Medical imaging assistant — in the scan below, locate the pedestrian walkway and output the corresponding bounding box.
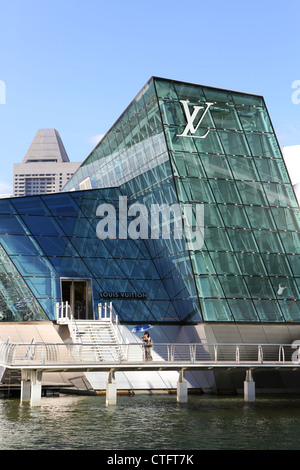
[0,340,299,406]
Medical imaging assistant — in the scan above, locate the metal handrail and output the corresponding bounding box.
[0,341,298,368]
[56,302,82,344]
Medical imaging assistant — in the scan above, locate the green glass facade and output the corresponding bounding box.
[0,77,299,324]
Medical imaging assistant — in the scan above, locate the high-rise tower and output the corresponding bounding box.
[13,128,81,196]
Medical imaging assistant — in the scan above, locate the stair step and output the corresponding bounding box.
[69,320,126,362]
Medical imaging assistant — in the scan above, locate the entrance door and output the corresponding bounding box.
[61,279,93,320]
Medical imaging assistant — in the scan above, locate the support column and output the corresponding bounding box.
[30,370,43,407]
[244,369,255,402]
[20,370,31,403]
[20,370,43,407]
[106,369,117,407]
[177,369,188,403]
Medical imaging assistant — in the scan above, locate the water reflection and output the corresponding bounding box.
[0,394,300,450]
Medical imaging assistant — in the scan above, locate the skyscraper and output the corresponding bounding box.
[13,128,81,196]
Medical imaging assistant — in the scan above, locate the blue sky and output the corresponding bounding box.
[0,0,300,194]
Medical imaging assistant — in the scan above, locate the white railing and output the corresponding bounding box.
[98,302,113,320]
[97,302,127,356]
[0,342,298,368]
[56,302,81,343]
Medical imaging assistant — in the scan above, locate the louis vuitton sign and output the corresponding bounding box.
[177,99,213,139]
[100,291,147,300]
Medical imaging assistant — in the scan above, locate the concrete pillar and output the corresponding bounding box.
[106,369,117,407]
[30,370,43,407]
[20,370,43,407]
[177,369,188,403]
[244,369,255,402]
[20,370,31,403]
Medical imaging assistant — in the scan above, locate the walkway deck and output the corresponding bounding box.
[0,341,299,406]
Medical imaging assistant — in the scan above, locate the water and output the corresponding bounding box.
[1,393,300,450]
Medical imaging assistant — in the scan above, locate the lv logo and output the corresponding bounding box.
[177,100,214,139]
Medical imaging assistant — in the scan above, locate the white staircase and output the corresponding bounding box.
[56,302,127,362]
[75,320,125,362]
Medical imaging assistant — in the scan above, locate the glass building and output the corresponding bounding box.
[0,77,299,328]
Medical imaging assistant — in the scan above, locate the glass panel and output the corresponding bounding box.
[0,234,43,256]
[263,183,298,207]
[203,203,224,227]
[69,237,111,258]
[236,252,267,275]
[25,276,59,299]
[164,126,197,153]
[245,276,275,299]
[170,152,206,178]
[159,99,189,127]
[220,275,249,297]
[209,180,242,204]
[133,279,169,300]
[253,230,283,253]
[228,299,259,321]
[154,78,179,99]
[37,236,80,257]
[201,154,233,179]
[0,199,17,214]
[191,251,216,275]
[246,132,281,158]
[210,103,242,130]
[218,204,250,228]
[203,87,234,104]
[176,178,213,203]
[193,129,224,154]
[237,106,272,132]
[174,82,207,102]
[253,300,284,322]
[232,93,264,106]
[49,257,92,278]
[245,206,276,230]
[200,299,234,321]
[236,181,268,205]
[10,255,58,277]
[209,251,241,275]
[228,155,259,181]
[204,228,232,251]
[218,130,251,155]
[276,231,300,254]
[271,207,300,231]
[21,215,65,236]
[269,277,300,300]
[12,196,51,215]
[254,157,290,183]
[195,275,224,297]
[116,259,160,279]
[261,253,292,276]
[280,298,300,322]
[145,299,179,322]
[227,229,259,252]
[42,193,84,217]
[0,215,29,235]
[163,275,197,299]
[288,255,300,275]
[57,217,93,237]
